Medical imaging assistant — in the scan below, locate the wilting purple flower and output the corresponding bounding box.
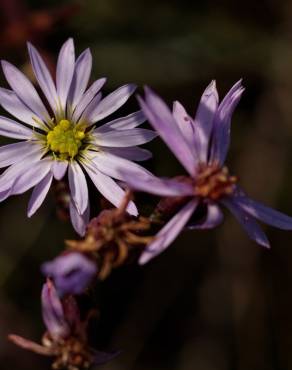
[0,38,156,235]
[9,280,119,368]
[122,81,292,264]
[42,252,97,296]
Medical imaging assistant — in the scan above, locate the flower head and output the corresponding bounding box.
[9,280,119,370]
[0,39,156,235]
[122,82,292,263]
[42,252,97,296]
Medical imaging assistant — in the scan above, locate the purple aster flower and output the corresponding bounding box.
[9,280,119,368]
[0,38,156,235]
[41,252,97,296]
[122,81,292,264]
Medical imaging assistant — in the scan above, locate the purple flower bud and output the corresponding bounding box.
[41,280,70,340]
[41,252,97,296]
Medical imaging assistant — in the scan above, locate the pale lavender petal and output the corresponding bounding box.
[68,162,88,215]
[1,60,49,121]
[41,252,97,296]
[52,160,68,180]
[139,199,198,264]
[0,141,41,168]
[120,170,194,197]
[95,110,146,133]
[103,147,152,161]
[222,197,270,248]
[85,84,137,124]
[140,87,197,176]
[11,159,52,195]
[69,200,89,236]
[68,49,92,110]
[0,188,12,202]
[172,101,196,149]
[82,162,138,216]
[78,92,102,123]
[27,42,58,113]
[233,192,292,230]
[0,88,45,129]
[188,203,224,229]
[72,78,106,122]
[41,280,69,340]
[193,80,219,162]
[91,151,153,181]
[209,80,244,165]
[56,38,75,112]
[0,153,42,192]
[0,116,34,139]
[27,172,53,217]
[93,128,157,147]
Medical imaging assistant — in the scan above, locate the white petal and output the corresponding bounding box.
[68,162,88,214]
[69,200,90,236]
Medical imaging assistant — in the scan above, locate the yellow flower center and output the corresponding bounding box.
[46,120,86,160]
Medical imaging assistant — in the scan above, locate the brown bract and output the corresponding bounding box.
[66,192,153,280]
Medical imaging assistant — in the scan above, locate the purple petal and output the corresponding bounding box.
[232,191,292,230]
[222,197,270,248]
[0,141,41,168]
[120,170,193,197]
[0,88,46,130]
[82,162,138,216]
[27,172,53,217]
[41,253,97,296]
[27,42,58,114]
[94,128,157,147]
[68,162,88,215]
[192,80,219,162]
[1,60,49,122]
[72,78,106,123]
[11,159,52,195]
[78,92,103,123]
[140,87,197,176]
[68,48,92,111]
[91,151,152,181]
[95,110,146,133]
[139,199,198,264]
[103,147,152,161]
[188,203,224,229]
[56,38,75,112]
[69,200,90,236]
[209,80,244,165]
[172,101,196,150]
[85,84,137,124]
[52,160,68,180]
[0,116,34,139]
[41,280,69,340]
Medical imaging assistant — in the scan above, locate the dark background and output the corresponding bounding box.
[0,0,292,369]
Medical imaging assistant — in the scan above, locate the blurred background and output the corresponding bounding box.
[0,0,292,369]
